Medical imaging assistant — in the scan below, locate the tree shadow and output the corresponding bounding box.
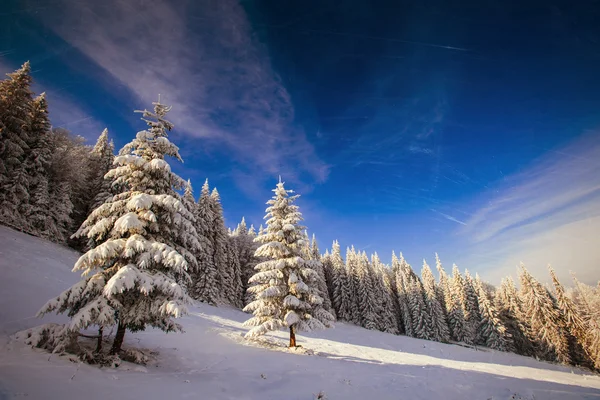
[301,320,596,376]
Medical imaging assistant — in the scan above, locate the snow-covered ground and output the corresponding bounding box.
[1,226,599,400]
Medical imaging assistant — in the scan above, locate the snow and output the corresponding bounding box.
[1,225,600,400]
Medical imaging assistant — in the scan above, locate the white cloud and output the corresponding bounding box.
[35,0,328,187]
[455,131,600,285]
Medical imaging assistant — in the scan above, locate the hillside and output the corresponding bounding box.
[0,226,599,400]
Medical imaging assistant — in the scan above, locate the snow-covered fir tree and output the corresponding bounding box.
[24,93,53,236]
[70,128,115,250]
[329,240,352,321]
[309,234,334,316]
[372,253,399,334]
[0,62,34,229]
[393,252,414,337]
[356,251,378,330]
[231,217,260,307]
[243,180,333,346]
[548,266,598,368]
[495,277,534,356]
[209,188,237,304]
[346,246,362,325]
[463,269,483,344]
[475,274,511,351]
[38,100,200,355]
[408,276,432,340]
[437,258,465,342]
[519,264,570,364]
[422,260,450,342]
[88,129,116,211]
[452,265,477,345]
[303,234,335,322]
[189,179,219,304]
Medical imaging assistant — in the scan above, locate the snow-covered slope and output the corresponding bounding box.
[0,226,599,400]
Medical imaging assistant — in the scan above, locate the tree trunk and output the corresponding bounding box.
[110,322,126,355]
[95,327,103,353]
[289,325,296,348]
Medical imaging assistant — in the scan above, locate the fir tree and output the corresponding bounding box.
[463,269,483,344]
[549,266,598,368]
[475,274,511,351]
[38,100,200,355]
[519,264,571,364]
[0,62,34,229]
[393,252,414,337]
[330,240,352,321]
[231,217,260,307]
[210,188,235,304]
[453,265,477,344]
[190,180,219,304]
[437,258,465,342]
[88,129,116,211]
[495,277,534,356]
[357,251,378,330]
[346,246,362,325]
[372,253,399,334]
[408,277,432,340]
[25,93,53,236]
[243,180,333,346]
[309,234,334,315]
[422,260,450,342]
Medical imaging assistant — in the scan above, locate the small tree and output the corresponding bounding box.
[243,180,333,347]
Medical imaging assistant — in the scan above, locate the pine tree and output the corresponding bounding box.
[309,235,334,316]
[320,250,335,314]
[422,260,450,342]
[393,252,414,337]
[519,264,571,364]
[243,180,333,346]
[495,277,534,356]
[88,129,116,211]
[346,246,362,325]
[190,180,219,304]
[24,93,53,236]
[437,258,465,342]
[372,253,399,334]
[231,217,260,307]
[210,188,235,304]
[453,265,477,344]
[408,277,432,340]
[356,251,378,330]
[475,274,511,351]
[549,266,598,368]
[0,62,34,229]
[330,241,352,321]
[38,100,200,355]
[226,237,244,308]
[434,254,447,311]
[463,269,483,344]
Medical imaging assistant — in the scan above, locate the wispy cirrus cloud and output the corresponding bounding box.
[30,0,328,188]
[454,131,600,285]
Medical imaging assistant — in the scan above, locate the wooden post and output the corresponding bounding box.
[110,322,126,355]
[289,325,296,348]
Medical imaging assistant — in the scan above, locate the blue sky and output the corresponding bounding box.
[1,0,599,284]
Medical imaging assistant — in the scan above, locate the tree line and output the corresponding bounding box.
[1,62,599,371]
